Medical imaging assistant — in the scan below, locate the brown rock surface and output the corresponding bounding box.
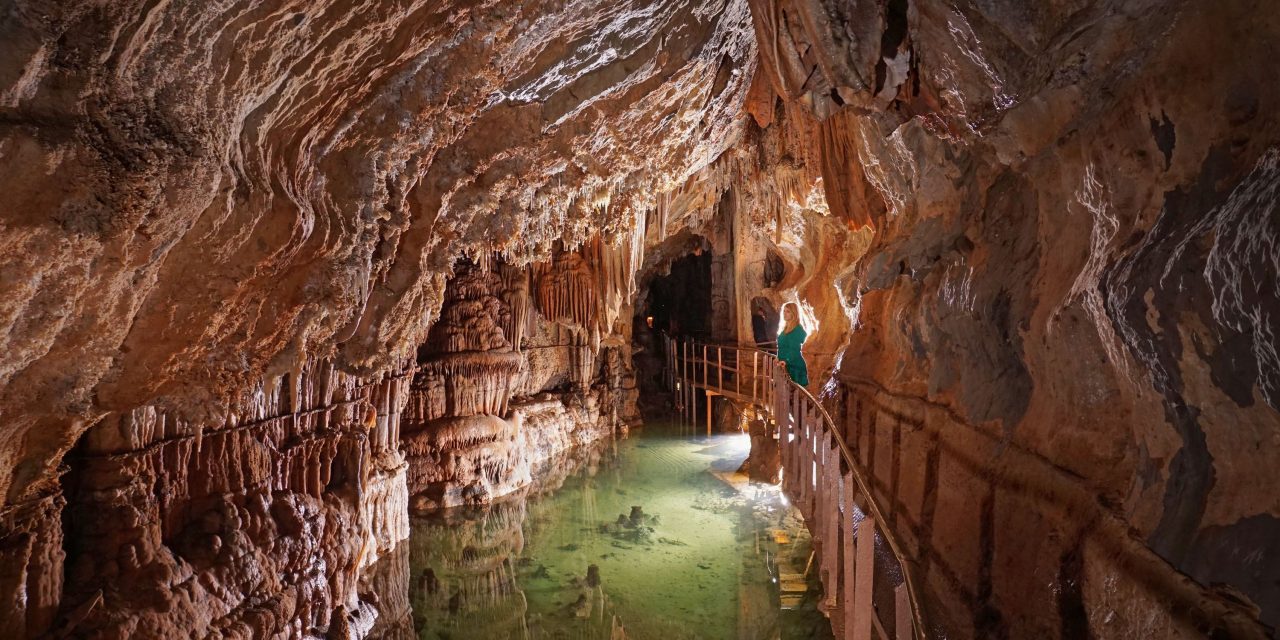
[2,0,1279,637]
[740,0,1280,636]
[0,1,753,636]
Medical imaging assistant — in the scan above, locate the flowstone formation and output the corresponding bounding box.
[732,0,1280,637]
[0,0,754,636]
[403,260,528,508]
[402,252,637,511]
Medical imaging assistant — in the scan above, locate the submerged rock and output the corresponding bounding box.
[568,593,593,619]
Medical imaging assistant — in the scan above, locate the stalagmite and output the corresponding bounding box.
[0,0,1275,637]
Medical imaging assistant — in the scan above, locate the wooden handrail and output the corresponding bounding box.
[661,333,928,640]
[787,376,927,640]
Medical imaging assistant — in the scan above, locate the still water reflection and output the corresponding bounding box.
[403,424,831,640]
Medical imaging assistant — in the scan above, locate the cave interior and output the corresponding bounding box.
[1,0,1279,638]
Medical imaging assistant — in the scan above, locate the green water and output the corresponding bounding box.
[405,423,833,640]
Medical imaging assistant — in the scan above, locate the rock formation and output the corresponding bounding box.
[1,0,1278,637]
[402,253,635,510]
[53,364,412,637]
[0,0,752,636]
[403,260,526,508]
[733,0,1280,637]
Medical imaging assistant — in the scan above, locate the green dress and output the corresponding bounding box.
[777,325,809,386]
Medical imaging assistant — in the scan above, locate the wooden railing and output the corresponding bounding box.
[662,336,779,431]
[661,334,927,640]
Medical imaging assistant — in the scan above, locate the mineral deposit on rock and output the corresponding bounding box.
[0,0,1277,638]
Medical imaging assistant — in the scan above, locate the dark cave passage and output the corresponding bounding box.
[1,0,1278,638]
[642,248,714,339]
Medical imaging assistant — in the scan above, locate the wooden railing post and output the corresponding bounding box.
[842,468,857,640]
[788,378,799,494]
[773,366,783,432]
[671,338,678,406]
[813,428,825,522]
[823,436,840,607]
[810,405,820,509]
[751,351,759,404]
[812,426,829,599]
[734,348,741,397]
[685,340,692,425]
[896,583,913,640]
[665,335,675,389]
[767,356,772,420]
[682,340,689,424]
[853,514,875,640]
[706,390,712,436]
[796,391,805,500]
[677,339,683,423]
[717,346,724,392]
[790,386,800,494]
[799,399,810,515]
[781,378,789,489]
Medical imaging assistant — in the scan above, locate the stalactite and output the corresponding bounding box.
[532,243,573,326]
[57,354,415,637]
[531,230,638,337]
[498,262,531,353]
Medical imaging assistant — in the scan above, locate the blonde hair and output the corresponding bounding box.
[781,302,801,333]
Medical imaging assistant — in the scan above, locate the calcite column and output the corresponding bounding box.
[710,192,739,343]
[0,494,64,638]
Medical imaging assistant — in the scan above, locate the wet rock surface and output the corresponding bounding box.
[0,0,1278,637]
[0,0,749,635]
[737,0,1280,636]
[598,505,661,545]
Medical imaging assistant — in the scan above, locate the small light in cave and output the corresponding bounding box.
[645,316,654,328]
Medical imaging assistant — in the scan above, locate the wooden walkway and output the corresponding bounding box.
[662,334,927,640]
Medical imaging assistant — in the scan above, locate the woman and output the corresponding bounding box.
[776,302,809,386]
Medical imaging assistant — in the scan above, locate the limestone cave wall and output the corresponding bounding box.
[742,0,1280,637]
[402,247,639,512]
[0,0,753,636]
[42,365,413,637]
[1,0,1278,637]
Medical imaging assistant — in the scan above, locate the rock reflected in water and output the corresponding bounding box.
[404,425,830,640]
